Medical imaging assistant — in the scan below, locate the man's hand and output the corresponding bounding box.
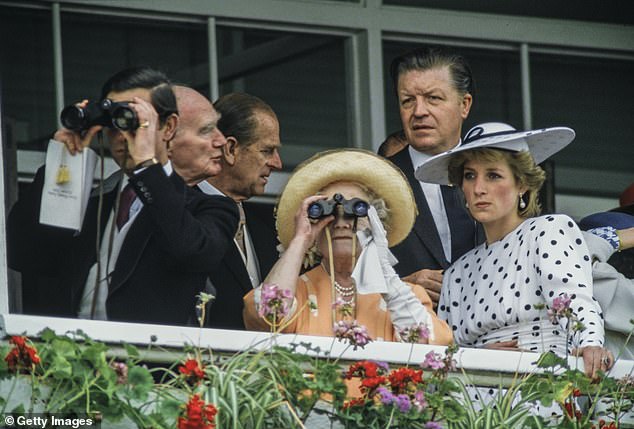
[402,269,443,308]
[120,96,159,164]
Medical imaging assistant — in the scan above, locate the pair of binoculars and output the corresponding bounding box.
[307,193,369,219]
[60,99,139,132]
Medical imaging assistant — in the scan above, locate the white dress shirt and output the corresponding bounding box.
[78,161,173,320]
[408,142,462,262]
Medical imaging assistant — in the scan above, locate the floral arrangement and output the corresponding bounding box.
[1,288,633,428]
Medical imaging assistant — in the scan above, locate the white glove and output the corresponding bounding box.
[352,207,433,340]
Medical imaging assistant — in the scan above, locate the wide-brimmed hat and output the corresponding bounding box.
[276,148,417,249]
[415,122,575,185]
[579,211,634,231]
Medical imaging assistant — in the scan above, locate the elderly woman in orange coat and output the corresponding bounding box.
[243,149,452,346]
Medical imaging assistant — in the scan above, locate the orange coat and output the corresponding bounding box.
[243,265,452,345]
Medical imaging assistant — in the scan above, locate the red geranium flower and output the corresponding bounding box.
[345,360,387,380]
[4,336,40,374]
[388,367,423,394]
[179,358,205,385]
[360,376,387,392]
[178,394,217,429]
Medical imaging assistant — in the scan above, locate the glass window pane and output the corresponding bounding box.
[531,54,634,199]
[0,6,55,153]
[383,41,523,140]
[217,27,348,170]
[61,13,208,106]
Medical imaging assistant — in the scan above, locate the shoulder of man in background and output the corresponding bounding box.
[378,130,408,158]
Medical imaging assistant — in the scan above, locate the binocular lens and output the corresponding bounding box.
[60,105,87,131]
[307,203,324,219]
[111,106,139,131]
[352,201,369,217]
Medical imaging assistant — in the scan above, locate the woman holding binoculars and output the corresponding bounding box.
[243,149,451,345]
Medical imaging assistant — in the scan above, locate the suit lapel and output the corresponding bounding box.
[390,149,448,268]
[243,202,278,278]
[108,209,152,295]
[223,244,255,294]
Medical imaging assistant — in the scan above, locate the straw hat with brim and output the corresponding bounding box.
[276,148,417,250]
[414,122,576,185]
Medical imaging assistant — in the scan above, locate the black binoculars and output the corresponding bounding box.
[60,99,139,132]
[307,193,370,219]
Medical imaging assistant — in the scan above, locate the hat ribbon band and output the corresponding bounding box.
[464,127,519,145]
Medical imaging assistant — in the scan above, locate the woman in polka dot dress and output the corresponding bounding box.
[415,122,614,379]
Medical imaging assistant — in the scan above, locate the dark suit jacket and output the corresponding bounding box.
[205,201,278,330]
[8,163,238,326]
[387,148,483,275]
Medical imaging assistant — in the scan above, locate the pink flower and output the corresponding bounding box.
[334,320,372,350]
[110,361,129,385]
[398,323,430,344]
[552,294,572,312]
[332,298,355,318]
[547,293,573,324]
[421,351,445,370]
[413,390,427,412]
[258,283,293,324]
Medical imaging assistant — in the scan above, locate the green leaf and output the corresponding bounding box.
[38,327,57,342]
[159,398,183,420]
[51,355,73,379]
[126,366,154,401]
[51,338,79,359]
[122,342,140,359]
[534,351,567,369]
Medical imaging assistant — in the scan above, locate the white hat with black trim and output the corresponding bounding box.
[414,122,575,185]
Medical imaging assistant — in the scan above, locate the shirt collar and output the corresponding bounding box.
[408,139,463,170]
[197,180,226,197]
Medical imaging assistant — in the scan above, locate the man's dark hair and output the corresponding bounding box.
[389,46,475,98]
[214,92,276,147]
[100,66,177,126]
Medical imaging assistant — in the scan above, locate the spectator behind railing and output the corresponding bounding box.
[7,67,238,325]
[415,121,613,379]
[243,149,452,346]
[580,211,634,360]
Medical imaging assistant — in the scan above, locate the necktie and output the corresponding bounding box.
[440,185,476,262]
[116,184,136,230]
[235,202,247,257]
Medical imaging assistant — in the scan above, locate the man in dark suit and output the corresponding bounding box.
[7,67,238,325]
[384,46,483,307]
[203,92,282,329]
[169,90,282,329]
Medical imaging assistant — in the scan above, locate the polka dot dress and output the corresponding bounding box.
[438,214,604,355]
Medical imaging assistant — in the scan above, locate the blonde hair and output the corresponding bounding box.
[447,148,546,218]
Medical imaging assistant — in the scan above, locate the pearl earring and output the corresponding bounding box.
[519,193,526,209]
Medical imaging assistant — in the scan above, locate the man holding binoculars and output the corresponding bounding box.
[8,66,239,325]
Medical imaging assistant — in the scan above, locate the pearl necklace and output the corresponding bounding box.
[334,281,355,303]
